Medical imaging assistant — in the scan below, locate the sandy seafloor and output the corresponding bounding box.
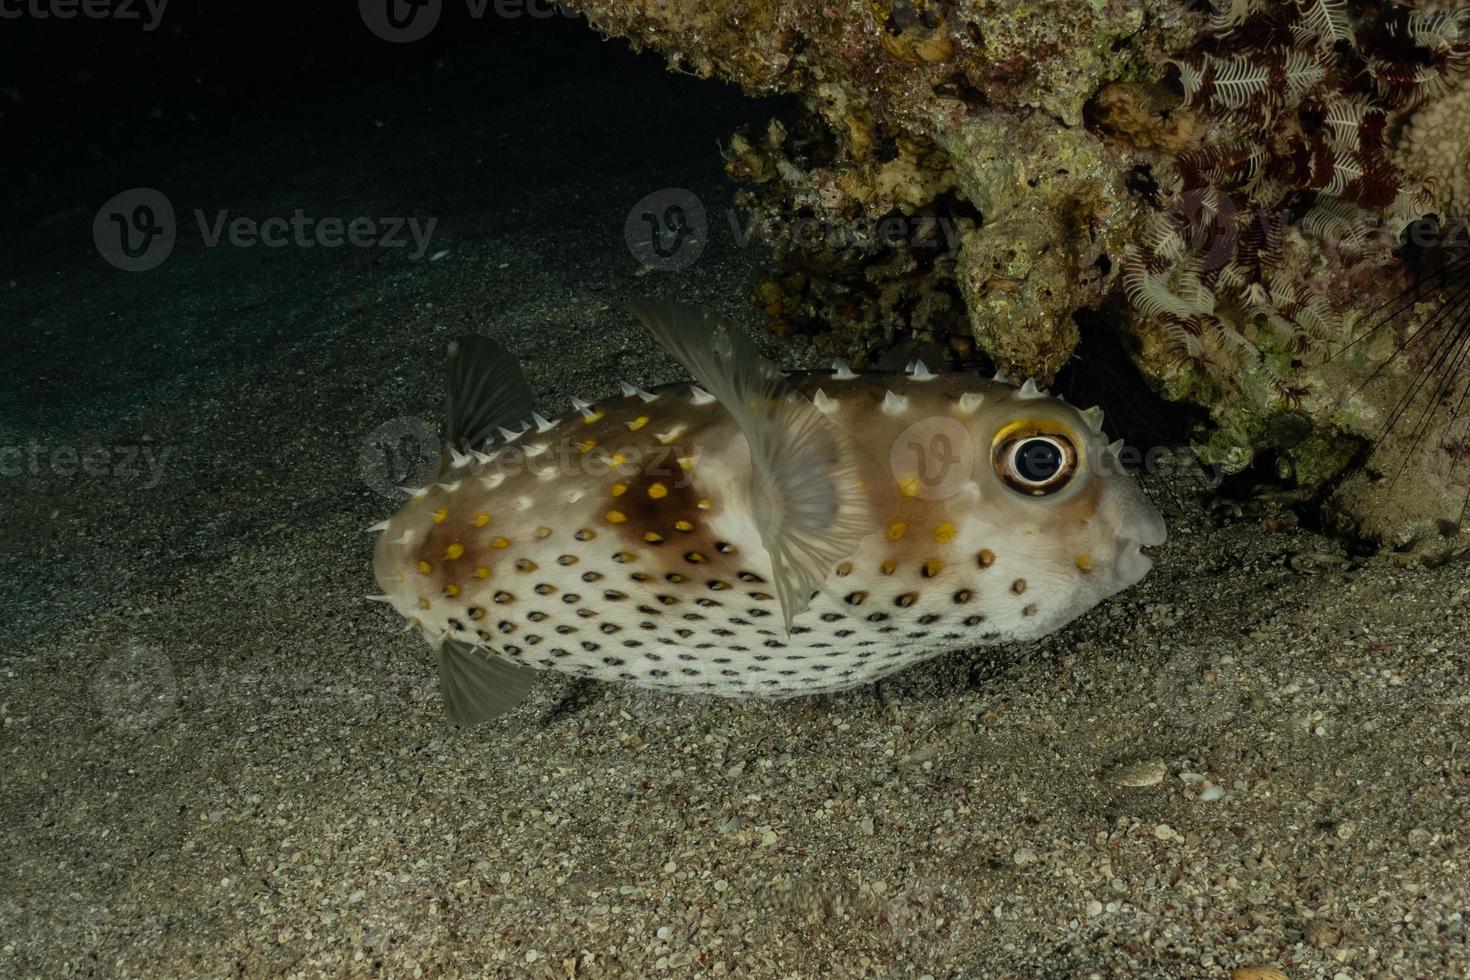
[2,29,1468,980]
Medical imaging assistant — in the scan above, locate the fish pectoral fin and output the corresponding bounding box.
[445,336,535,452]
[437,639,537,725]
[628,301,877,629]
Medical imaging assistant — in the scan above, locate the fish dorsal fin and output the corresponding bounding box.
[444,337,535,452]
[437,638,537,725]
[628,301,877,629]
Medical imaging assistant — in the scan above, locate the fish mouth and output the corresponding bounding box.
[1114,539,1157,588]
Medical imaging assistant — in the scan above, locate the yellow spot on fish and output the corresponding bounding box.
[607,452,628,468]
[417,597,431,610]
[1012,578,1027,594]
[474,567,491,580]
[898,475,922,497]
[606,510,628,525]
[978,549,995,567]
[677,455,697,470]
[534,526,552,539]
[697,498,712,510]
[922,559,945,578]
[444,583,461,597]
[577,437,598,453]
[468,607,485,621]
[934,522,956,544]
[880,559,897,575]
[575,528,597,541]
[674,519,694,532]
[836,561,854,576]
[515,559,537,572]
[473,513,491,527]
[611,483,628,496]
[418,560,432,576]
[432,508,448,524]
[684,551,707,563]
[492,536,511,548]
[643,531,664,544]
[887,521,908,541]
[627,415,650,431]
[1075,554,1094,573]
[648,482,669,499]
[445,543,465,560]
[583,409,604,424]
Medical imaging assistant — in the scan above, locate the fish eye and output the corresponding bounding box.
[993,432,1078,496]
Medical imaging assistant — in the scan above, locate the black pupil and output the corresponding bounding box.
[1015,439,1063,483]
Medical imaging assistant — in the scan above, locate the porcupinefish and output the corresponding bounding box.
[371,303,1166,723]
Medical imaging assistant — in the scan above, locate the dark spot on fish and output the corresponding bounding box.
[844,591,868,606]
[963,615,985,626]
[582,571,603,582]
[895,592,918,608]
[604,590,626,601]
[557,554,579,566]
